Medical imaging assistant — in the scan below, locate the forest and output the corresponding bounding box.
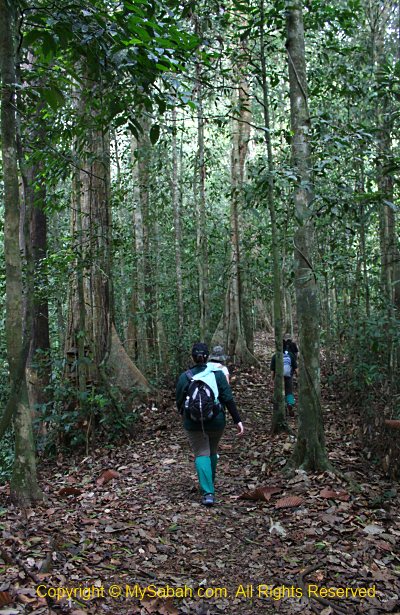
[0,0,400,614]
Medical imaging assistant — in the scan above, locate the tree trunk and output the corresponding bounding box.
[259,0,286,432]
[128,132,149,367]
[212,64,258,365]
[0,0,42,504]
[192,15,210,343]
[286,1,330,471]
[172,108,185,364]
[65,75,149,401]
[195,69,210,342]
[26,172,50,405]
[376,123,397,378]
[15,53,51,415]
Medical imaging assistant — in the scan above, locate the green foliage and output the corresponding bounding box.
[333,309,400,405]
[0,431,13,484]
[35,373,141,455]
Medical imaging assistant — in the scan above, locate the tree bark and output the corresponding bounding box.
[171,108,185,364]
[192,14,210,343]
[212,61,258,365]
[286,1,330,470]
[0,0,42,504]
[15,52,51,417]
[65,74,150,400]
[259,0,287,432]
[128,131,149,367]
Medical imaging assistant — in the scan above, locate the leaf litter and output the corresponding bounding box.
[0,334,399,614]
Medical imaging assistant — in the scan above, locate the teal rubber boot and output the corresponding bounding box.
[285,393,295,406]
[195,456,214,495]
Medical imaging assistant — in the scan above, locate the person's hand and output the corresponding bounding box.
[236,422,244,437]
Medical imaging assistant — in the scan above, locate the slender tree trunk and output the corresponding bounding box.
[286,1,330,471]
[139,116,156,357]
[0,0,42,504]
[192,15,210,342]
[368,0,399,378]
[16,53,51,415]
[26,170,50,403]
[112,134,128,338]
[153,217,168,367]
[128,132,149,367]
[259,0,286,432]
[358,163,370,318]
[212,62,258,365]
[51,212,65,353]
[172,108,185,363]
[376,123,397,380]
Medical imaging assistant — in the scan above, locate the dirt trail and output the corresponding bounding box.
[1,338,399,614]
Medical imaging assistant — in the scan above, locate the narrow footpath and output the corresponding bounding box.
[1,338,399,615]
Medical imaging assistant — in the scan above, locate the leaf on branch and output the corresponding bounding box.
[150,124,160,145]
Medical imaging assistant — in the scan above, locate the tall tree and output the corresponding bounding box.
[259,0,286,432]
[171,107,185,363]
[128,121,150,370]
[286,0,330,470]
[0,0,42,504]
[212,47,258,365]
[17,53,51,415]
[65,71,150,402]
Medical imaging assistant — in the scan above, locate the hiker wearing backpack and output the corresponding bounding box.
[176,342,244,507]
[207,345,230,382]
[283,333,299,360]
[270,343,298,416]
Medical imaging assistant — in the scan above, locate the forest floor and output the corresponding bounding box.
[1,333,400,615]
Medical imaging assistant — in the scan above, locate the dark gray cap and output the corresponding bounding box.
[209,345,228,361]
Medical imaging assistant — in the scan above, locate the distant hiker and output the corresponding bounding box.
[283,333,298,359]
[270,344,298,416]
[208,345,230,382]
[176,342,244,507]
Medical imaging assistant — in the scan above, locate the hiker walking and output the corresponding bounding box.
[176,342,244,507]
[270,342,298,416]
[208,345,230,382]
[283,333,298,360]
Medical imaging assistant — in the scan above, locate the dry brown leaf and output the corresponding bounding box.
[58,486,83,496]
[320,487,350,501]
[96,469,120,486]
[17,594,36,605]
[0,592,13,607]
[239,486,282,502]
[141,597,178,615]
[384,419,400,430]
[275,495,303,509]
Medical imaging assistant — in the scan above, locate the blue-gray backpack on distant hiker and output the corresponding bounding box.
[283,351,292,378]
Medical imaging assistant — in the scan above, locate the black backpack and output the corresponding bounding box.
[184,370,219,423]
